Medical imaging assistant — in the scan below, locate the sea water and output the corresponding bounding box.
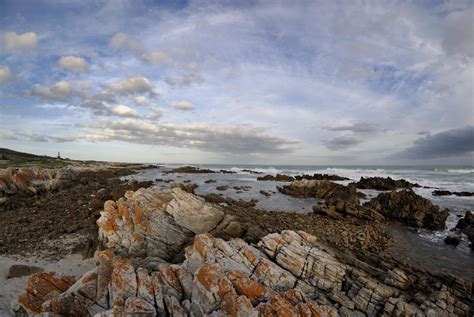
[126,164,473,249]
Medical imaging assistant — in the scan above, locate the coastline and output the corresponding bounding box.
[0,164,472,315]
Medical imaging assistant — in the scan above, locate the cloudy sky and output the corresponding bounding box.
[0,0,473,164]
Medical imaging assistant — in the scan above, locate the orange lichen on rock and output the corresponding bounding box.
[18,272,75,313]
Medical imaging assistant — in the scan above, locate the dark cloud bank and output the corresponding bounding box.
[394,126,474,160]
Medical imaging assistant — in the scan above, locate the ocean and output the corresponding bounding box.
[126,164,474,251]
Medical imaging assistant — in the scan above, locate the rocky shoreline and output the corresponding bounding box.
[0,166,473,316]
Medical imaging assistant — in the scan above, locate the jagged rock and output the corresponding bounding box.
[279,180,380,221]
[17,272,75,314]
[170,181,198,194]
[365,189,449,230]
[97,187,226,259]
[444,235,461,246]
[216,185,229,191]
[16,230,472,317]
[204,179,217,184]
[0,167,76,197]
[164,166,217,174]
[433,190,474,197]
[295,174,349,181]
[201,193,228,204]
[353,177,420,190]
[166,188,225,234]
[257,174,295,181]
[260,190,271,197]
[454,210,474,249]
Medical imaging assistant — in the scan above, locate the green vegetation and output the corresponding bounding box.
[0,148,75,168]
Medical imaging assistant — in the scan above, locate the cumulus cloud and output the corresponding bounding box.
[394,126,474,159]
[109,32,143,54]
[133,96,148,105]
[322,122,378,134]
[142,51,168,64]
[103,76,155,96]
[28,81,84,101]
[58,56,89,73]
[170,101,195,110]
[0,66,13,84]
[110,105,140,118]
[77,120,297,154]
[76,98,142,119]
[3,32,38,51]
[323,135,363,151]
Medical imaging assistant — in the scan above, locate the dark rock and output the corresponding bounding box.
[8,264,43,279]
[241,169,263,174]
[170,181,198,194]
[164,166,217,174]
[260,190,271,197]
[294,173,349,181]
[216,185,229,191]
[219,169,236,174]
[444,235,461,246]
[201,193,227,204]
[353,177,420,190]
[257,174,295,181]
[365,189,449,230]
[455,211,474,247]
[433,190,474,197]
[204,179,217,184]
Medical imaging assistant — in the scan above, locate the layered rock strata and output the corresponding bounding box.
[17,231,472,316]
[0,167,76,198]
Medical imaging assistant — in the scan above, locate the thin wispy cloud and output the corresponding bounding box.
[0,0,472,163]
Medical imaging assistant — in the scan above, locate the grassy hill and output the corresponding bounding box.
[0,148,72,168]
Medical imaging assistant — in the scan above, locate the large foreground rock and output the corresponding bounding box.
[16,231,472,316]
[97,187,227,259]
[365,189,449,230]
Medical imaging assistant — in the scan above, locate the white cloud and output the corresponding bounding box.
[111,105,140,118]
[76,119,297,154]
[142,51,168,64]
[29,81,84,101]
[58,56,89,73]
[109,32,143,54]
[103,76,154,96]
[170,101,195,111]
[0,66,13,84]
[3,32,38,51]
[133,96,148,105]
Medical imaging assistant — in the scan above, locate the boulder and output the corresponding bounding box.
[353,177,420,190]
[257,174,295,181]
[170,181,198,194]
[455,210,474,249]
[365,189,449,230]
[7,265,43,279]
[279,180,380,221]
[97,187,226,259]
[166,188,225,234]
[294,174,349,181]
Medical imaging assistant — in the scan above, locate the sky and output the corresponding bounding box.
[0,0,473,165]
